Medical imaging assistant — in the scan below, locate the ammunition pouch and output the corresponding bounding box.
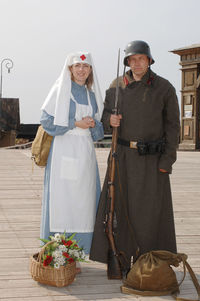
[137,140,165,156]
[117,138,165,156]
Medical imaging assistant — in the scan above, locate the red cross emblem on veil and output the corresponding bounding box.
[80,54,86,61]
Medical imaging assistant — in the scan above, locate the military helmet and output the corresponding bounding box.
[123,40,155,66]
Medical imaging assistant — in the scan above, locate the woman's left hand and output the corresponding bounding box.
[82,116,95,128]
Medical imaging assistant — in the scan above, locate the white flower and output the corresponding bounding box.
[68,249,80,258]
[58,245,67,251]
[54,233,62,242]
[54,262,60,269]
[80,250,86,259]
[56,257,65,265]
[73,251,80,258]
[68,249,74,256]
[52,250,63,258]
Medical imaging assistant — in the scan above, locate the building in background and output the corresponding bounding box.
[171,44,200,150]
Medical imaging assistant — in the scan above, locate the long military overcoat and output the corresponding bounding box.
[89,69,180,266]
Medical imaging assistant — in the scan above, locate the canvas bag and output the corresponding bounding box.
[31,125,53,167]
[121,250,200,301]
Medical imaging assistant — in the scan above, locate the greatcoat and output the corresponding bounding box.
[89,69,180,266]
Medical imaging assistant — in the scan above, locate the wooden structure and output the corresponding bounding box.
[0,98,20,147]
[171,44,200,150]
[17,124,40,140]
[0,148,200,300]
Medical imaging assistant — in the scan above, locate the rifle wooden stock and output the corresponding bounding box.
[105,49,122,279]
[106,126,122,279]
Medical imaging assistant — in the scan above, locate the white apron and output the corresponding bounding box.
[49,90,96,232]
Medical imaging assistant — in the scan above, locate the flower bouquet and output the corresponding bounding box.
[30,233,86,287]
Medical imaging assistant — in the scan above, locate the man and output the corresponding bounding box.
[89,40,180,272]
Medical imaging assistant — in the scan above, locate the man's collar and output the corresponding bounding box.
[123,69,155,86]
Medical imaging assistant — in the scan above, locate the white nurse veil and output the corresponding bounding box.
[41,52,103,126]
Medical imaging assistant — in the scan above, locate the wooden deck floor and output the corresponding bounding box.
[0,148,200,301]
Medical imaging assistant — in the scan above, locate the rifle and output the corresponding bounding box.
[105,49,122,279]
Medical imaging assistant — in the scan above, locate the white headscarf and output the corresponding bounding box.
[41,52,103,126]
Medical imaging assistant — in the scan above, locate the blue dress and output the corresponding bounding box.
[40,81,104,254]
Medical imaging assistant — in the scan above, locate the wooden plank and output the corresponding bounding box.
[0,149,199,301]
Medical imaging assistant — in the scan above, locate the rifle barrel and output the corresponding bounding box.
[114,48,120,113]
[106,49,122,279]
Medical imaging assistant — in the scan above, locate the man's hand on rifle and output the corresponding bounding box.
[110,114,122,127]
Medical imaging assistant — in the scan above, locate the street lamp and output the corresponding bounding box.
[0,58,14,98]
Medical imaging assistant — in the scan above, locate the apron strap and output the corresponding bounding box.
[71,88,92,110]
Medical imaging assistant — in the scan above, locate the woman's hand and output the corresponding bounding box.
[82,116,95,128]
[110,114,122,127]
[75,116,95,129]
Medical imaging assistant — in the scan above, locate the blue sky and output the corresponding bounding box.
[0,0,199,123]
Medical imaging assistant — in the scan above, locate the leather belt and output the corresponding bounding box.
[117,137,165,155]
[117,137,137,149]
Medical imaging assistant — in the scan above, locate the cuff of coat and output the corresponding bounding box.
[158,155,173,174]
[102,113,112,135]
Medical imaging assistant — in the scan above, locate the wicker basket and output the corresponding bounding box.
[30,241,76,287]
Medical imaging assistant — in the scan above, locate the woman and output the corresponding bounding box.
[40,52,104,258]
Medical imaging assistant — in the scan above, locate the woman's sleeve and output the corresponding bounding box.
[40,100,76,136]
[90,119,104,141]
[89,92,104,141]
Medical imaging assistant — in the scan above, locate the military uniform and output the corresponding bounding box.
[89,69,180,266]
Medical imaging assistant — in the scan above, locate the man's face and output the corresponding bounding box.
[127,54,150,79]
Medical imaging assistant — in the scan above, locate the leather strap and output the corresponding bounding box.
[117,137,137,149]
[121,284,179,296]
[172,259,200,301]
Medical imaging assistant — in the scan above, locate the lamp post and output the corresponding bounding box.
[0,58,14,98]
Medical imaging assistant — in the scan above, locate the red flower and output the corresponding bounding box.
[74,244,78,248]
[63,252,70,258]
[66,240,73,247]
[43,255,53,266]
[62,239,73,247]
[63,252,74,263]
[68,258,74,263]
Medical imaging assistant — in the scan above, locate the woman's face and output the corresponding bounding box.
[70,63,91,85]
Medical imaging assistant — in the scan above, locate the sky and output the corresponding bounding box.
[0,0,199,124]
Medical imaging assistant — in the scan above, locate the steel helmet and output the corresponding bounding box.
[123,40,155,66]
